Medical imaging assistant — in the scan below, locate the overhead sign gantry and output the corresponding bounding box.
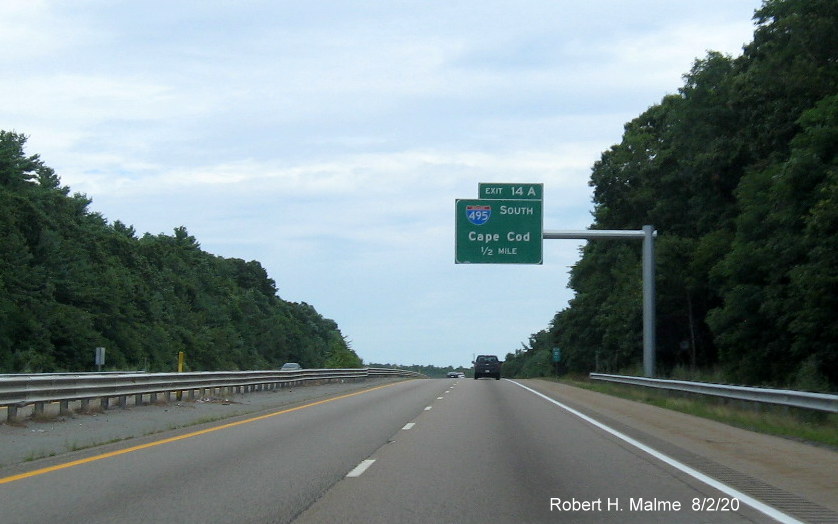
[455,183,657,377]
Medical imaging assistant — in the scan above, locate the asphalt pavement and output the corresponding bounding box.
[1,377,834,523]
[0,377,405,468]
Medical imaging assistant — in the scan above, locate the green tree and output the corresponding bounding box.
[535,0,837,388]
[324,334,363,368]
[0,131,358,373]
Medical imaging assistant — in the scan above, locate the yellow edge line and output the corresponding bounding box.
[0,382,399,485]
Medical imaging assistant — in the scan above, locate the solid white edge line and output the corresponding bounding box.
[507,380,802,524]
[346,459,376,478]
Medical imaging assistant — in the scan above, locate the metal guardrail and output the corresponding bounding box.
[0,371,147,378]
[0,368,424,423]
[589,373,838,413]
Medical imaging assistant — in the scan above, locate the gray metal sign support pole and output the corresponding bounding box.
[641,225,655,378]
[542,226,657,377]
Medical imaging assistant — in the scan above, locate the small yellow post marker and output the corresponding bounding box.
[176,351,185,400]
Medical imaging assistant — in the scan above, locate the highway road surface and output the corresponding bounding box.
[0,378,832,523]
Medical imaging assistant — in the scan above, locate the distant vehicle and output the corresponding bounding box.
[280,362,302,370]
[473,355,501,380]
[446,371,459,378]
[457,372,466,378]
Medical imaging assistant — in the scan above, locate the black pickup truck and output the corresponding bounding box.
[473,355,501,380]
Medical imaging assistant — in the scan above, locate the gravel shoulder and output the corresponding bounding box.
[0,377,405,469]
[520,378,838,518]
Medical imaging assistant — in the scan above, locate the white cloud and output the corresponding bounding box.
[609,20,753,84]
[4,75,168,119]
[0,1,76,61]
[68,146,592,198]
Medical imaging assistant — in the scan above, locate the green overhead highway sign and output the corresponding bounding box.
[455,198,543,264]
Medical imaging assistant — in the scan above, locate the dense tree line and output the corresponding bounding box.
[507,0,837,390]
[0,131,361,372]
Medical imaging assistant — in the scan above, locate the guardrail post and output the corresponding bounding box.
[33,401,45,418]
[7,405,18,423]
[59,400,71,416]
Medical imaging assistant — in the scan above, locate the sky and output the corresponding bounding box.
[1,1,763,368]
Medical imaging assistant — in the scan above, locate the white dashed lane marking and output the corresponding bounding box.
[346,459,376,478]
